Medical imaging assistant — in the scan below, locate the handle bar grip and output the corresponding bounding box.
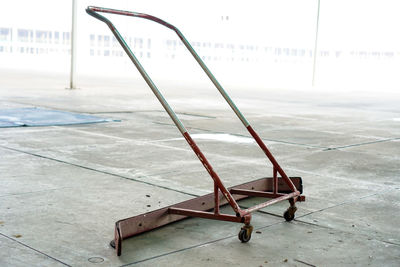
[86,6,178,32]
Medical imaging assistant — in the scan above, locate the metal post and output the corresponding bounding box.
[312,0,320,87]
[70,0,77,89]
[273,166,278,194]
[214,182,220,214]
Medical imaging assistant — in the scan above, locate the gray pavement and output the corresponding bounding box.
[0,69,399,266]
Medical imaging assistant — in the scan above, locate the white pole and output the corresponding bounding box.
[70,0,77,89]
[312,0,320,87]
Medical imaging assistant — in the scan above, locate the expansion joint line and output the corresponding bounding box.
[0,232,71,267]
[0,145,198,198]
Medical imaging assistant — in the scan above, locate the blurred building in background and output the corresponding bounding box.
[0,0,399,90]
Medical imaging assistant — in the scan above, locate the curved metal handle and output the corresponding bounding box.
[86,5,245,218]
[86,6,297,193]
[86,6,249,126]
[86,6,178,33]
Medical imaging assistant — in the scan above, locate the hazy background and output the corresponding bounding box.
[1,0,399,91]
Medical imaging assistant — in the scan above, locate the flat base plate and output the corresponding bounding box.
[113,177,303,256]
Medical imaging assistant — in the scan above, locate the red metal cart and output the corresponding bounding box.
[86,6,305,256]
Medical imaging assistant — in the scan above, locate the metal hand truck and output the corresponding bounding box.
[86,6,305,256]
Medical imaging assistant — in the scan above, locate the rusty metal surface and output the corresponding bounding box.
[243,191,300,214]
[168,208,243,223]
[114,177,302,255]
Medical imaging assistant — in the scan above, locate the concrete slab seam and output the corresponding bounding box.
[0,145,198,198]
[2,148,398,264]
[118,209,382,267]
[324,137,400,151]
[121,189,400,266]
[285,166,398,187]
[53,125,317,168]
[295,219,400,247]
[1,142,323,266]
[293,258,317,267]
[0,232,71,267]
[118,219,289,267]
[296,187,398,221]
[152,122,328,149]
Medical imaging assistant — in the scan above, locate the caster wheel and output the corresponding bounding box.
[238,225,253,243]
[110,240,116,249]
[283,206,297,222]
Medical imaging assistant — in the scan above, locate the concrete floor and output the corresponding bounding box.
[0,70,399,266]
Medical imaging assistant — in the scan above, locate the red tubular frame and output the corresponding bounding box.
[86,6,305,256]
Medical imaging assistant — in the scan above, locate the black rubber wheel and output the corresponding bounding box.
[283,209,295,221]
[238,228,252,243]
[110,240,116,249]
